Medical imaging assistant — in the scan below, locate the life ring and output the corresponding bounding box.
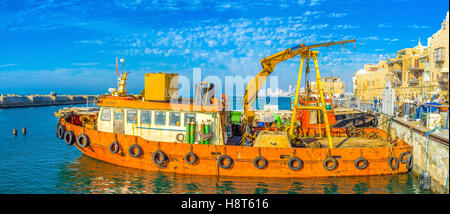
[388,156,399,170]
[153,150,167,165]
[57,124,65,139]
[185,152,197,165]
[253,156,268,169]
[399,151,410,164]
[218,155,233,169]
[76,134,90,148]
[354,157,368,170]
[288,157,303,171]
[176,133,185,143]
[63,130,75,145]
[128,144,142,158]
[323,157,338,171]
[109,141,120,154]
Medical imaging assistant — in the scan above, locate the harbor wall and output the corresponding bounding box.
[377,114,449,194]
[0,95,99,108]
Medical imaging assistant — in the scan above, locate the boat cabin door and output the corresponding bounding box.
[113,110,124,134]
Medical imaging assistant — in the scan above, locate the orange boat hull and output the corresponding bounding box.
[59,119,412,178]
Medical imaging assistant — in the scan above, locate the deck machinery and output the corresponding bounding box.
[242,39,357,148]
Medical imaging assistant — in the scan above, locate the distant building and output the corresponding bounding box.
[353,61,389,101]
[353,11,449,102]
[310,77,345,98]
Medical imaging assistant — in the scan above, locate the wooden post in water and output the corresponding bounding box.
[13,129,17,136]
[22,128,26,135]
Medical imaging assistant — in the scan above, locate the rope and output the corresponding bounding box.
[424,127,439,173]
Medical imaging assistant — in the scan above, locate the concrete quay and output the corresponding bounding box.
[377,114,449,194]
[0,94,99,108]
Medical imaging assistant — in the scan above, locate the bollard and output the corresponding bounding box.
[22,127,26,135]
[13,129,17,136]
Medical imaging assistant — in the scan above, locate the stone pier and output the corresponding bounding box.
[377,114,449,194]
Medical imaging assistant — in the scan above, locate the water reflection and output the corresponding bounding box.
[56,154,432,194]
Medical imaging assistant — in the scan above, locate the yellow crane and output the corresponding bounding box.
[242,39,356,147]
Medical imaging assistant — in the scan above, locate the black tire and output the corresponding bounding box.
[253,156,268,169]
[57,124,65,139]
[399,151,410,164]
[153,150,167,165]
[176,133,185,143]
[406,154,413,170]
[63,130,75,145]
[354,157,368,170]
[288,157,303,171]
[388,156,399,170]
[371,116,378,127]
[323,157,338,171]
[185,152,197,165]
[76,134,90,148]
[218,155,233,169]
[109,141,120,154]
[128,144,142,158]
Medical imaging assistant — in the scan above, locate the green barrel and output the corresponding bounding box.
[200,122,205,144]
[205,122,210,144]
[230,111,242,124]
[186,122,191,143]
[272,113,282,129]
[190,121,195,144]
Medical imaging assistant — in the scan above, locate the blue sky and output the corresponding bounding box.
[0,0,448,95]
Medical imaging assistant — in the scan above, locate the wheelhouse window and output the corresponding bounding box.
[184,113,196,125]
[169,112,181,126]
[127,110,137,123]
[100,108,111,121]
[155,112,166,125]
[140,111,152,124]
[114,111,123,120]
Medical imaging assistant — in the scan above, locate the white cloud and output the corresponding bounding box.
[0,63,18,68]
[407,25,431,29]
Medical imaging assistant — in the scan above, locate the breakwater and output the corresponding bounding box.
[0,94,99,108]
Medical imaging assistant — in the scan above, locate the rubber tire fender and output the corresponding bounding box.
[399,151,410,164]
[253,156,268,169]
[288,157,303,171]
[76,134,90,148]
[354,157,368,170]
[57,124,66,139]
[184,152,197,165]
[153,150,167,165]
[388,156,399,170]
[218,155,233,169]
[129,144,142,158]
[323,157,338,171]
[63,130,75,145]
[405,154,413,170]
[109,141,120,154]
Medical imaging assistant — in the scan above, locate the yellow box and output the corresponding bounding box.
[144,73,178,101]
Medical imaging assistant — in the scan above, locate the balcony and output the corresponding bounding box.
[408,79,419,84]
[392,81,402,87]
[438,75,449,85]
[392,69,402,74]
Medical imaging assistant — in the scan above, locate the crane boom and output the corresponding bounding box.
[242,39,355,124]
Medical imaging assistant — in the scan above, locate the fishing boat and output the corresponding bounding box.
[55,40,413,178]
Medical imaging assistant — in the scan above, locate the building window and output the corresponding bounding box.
[184,113,196,125]
[127,110,137,124]
[141,111,152,124]
[100,108,111,121]
[169,112,181,126]
[155,112,166,125]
